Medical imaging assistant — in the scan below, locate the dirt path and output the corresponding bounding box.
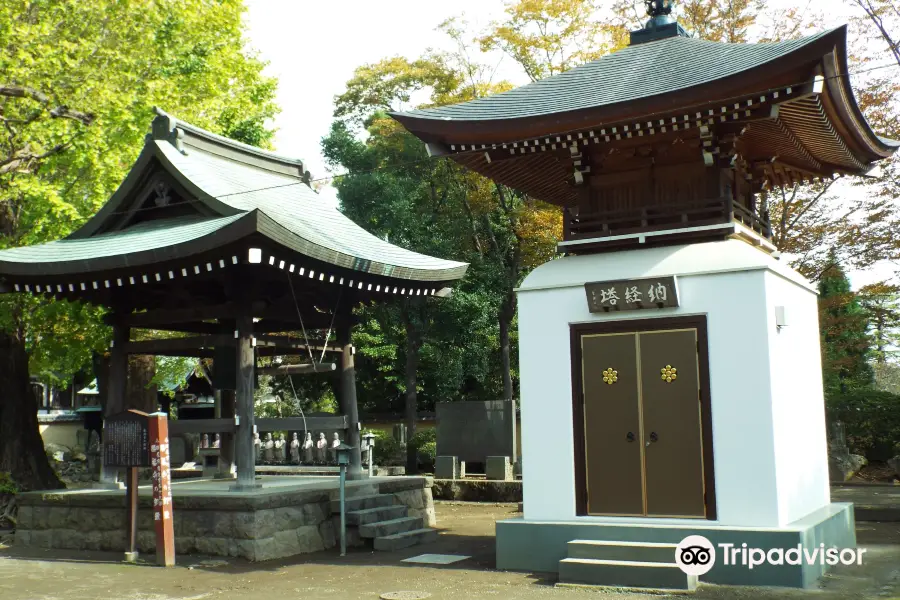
[1,502,898,600]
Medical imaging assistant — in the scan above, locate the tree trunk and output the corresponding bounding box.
[499,293,516,402]
[0,330,64,491]
[403,308,422,474]
[126,354,156,413]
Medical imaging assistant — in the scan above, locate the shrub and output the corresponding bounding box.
[409,428,437,470]
[363,430,405,466]
[0,472,17,495]
[827,389,900,460]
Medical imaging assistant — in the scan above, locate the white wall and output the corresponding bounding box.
[764,271,831,525]
[517,241,831,528]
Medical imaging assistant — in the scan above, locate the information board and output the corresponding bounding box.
[103,409,150,467]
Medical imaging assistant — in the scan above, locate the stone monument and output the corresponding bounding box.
[212,433,221,449]
[200,433,210,449]
[329,432,341,464]
[263,433,275,463]
[315,433,327,464]
[274,434,286,463]
[302,432,314,464]
[253,432,261,464]
[290,433,301,464]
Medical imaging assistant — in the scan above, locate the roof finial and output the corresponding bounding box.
[646,0,673,18]
[630,0,686,44]
[645,0,676,28]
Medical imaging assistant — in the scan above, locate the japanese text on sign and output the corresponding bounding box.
[585,276,679,313]
[103,410,150,467]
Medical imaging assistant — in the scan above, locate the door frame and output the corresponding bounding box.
[570,315,717,519]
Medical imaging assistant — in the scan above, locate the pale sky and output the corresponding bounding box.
[243,0,895,288]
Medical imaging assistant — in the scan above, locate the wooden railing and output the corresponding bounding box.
[563,198,772,242]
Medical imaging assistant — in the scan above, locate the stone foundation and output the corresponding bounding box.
[15,476,434,562]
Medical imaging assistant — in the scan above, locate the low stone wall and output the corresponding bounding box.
[15,477,434,561]
[432,479,521,502]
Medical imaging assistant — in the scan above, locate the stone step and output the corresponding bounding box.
[567,540,678,563]
[346,505,408,526]
[359,516,424,539]
[558,558,697,591]
[330,493,394,514]
[373,527,440,551]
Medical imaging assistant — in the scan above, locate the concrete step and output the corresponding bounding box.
[373,527,440,551]
[558,558,697,591]
[330,494,394,514]
[567,540,678,563]
[346,505,408,526]
[359,516,424,539]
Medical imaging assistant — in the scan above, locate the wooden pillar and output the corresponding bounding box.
[218,389,236,478]
[337,321,362,479]
[100,319,129,486]
[232,314,258,490]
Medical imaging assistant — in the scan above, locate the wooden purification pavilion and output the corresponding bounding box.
[0,109,468,487]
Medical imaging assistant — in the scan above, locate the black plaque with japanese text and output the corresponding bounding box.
[585,276,679,313]
[103,409,150,467]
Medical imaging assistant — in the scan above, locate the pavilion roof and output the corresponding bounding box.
[0,110,468,285]
[394,29,836,124]
[392,26,897,205]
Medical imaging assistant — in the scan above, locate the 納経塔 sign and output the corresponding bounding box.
[585,276,679,313]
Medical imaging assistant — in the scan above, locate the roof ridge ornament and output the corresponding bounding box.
[630,0,688,45]
[150,108,186,154]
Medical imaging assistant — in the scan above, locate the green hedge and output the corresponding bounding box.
[827,389,900,460]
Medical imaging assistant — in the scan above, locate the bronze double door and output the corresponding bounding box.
[580,327,709,518]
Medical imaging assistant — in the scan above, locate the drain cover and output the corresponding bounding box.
[380,593,432,600]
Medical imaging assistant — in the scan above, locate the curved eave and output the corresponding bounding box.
[391,29,843,145]
[0,210,467,283]
[821,41,898,163]
[0,212,254,277]
[254,211,467,282]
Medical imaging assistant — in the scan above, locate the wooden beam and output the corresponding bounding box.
[255,335,341,353]
[168,418,237,435]
[123,335,233,354]
[256,416,348,432]
[256,363,337,375]
[131,322,225,335]
[113,304,339,331]
[112,304,243,327]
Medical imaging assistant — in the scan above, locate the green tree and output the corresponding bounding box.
[859,282,900,363]
[819,255,874,396]
[0,0,278,490]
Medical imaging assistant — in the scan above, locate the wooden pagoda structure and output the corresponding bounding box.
[393,5,897,589]
[392,22,897,255]
[0,109,468,488]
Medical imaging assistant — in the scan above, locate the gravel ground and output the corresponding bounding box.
[0,502,898,600]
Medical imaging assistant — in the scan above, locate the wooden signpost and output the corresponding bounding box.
[148,412,175,567]
[102,409,175,567]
